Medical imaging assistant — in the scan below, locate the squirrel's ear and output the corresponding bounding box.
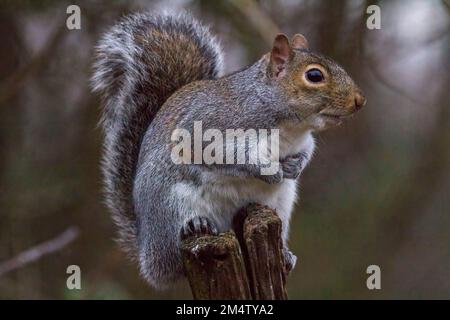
[270,34,293,78]
[291,33,309,50]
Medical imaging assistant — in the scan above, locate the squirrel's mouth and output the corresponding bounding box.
[319,110,352,120]
[317,111,354,128]
[319,112,352,120]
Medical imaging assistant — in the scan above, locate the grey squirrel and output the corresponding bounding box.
[92,12,365,289]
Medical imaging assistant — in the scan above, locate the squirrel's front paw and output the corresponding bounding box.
[259,170,283,184]
[280,152,307,180]
[180,216,219,240]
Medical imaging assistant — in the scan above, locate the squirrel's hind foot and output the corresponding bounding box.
[283,247,297,275]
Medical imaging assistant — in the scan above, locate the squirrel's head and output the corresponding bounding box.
[266,33,366,131]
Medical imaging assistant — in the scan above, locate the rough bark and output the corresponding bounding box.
[182,204,289,300]
[181,231,251,300]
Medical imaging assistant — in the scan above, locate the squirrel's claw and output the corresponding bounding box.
[280,152,307,180]
[180,216,219,240]
[283,247,297,275]
[260,171,283,184]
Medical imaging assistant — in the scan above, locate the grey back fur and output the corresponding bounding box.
[91,12,223,259]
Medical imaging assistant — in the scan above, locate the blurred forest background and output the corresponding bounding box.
[0,0,449,299]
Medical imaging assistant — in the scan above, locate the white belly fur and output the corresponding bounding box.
[172,128,315,242]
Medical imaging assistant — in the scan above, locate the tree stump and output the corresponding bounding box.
[181,204,289,300]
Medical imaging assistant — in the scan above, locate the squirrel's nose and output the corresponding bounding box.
[354,91,366,111]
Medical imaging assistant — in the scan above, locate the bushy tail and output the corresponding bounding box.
[91,12,223,259]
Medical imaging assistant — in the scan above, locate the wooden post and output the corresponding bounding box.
[181,231,251,299]
[181,204,289,300]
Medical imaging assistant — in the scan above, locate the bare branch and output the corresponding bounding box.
[0,227,80,277]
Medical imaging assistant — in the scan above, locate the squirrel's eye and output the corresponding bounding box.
[305,69,324,83]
